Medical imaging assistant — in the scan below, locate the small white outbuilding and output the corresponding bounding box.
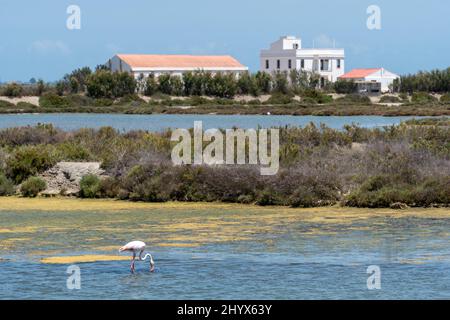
[339,68,400,93]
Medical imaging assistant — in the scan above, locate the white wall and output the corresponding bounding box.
[260,36,345,84]
[131,69,245,80]
[365,69,399,92]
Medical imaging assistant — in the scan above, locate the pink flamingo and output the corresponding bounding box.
[119,241,155,273]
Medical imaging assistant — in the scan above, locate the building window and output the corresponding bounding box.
[337,59,341,69]
[301,59,305,69]
[288,59,292,69]
[293,43,299,49]
[265,60,269,69]
[320,59,329,71]
[277,60,280,69]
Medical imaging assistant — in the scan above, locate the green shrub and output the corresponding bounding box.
[255,189,278,206]
[237,194,254,204]
[237,72,259,96]
[79,174,101,198]
[266,93,293,105]
[2,83,23,97]
[144,74,158,96]
[272,71,290,94]
[158,74,172,95]
[0,100,15,108]
[255,71,272,94]
[94,98,114,106]
[189,96,210,106]
[335,94,371,105]
[399,92,409,101]
[301,89,333,104]
[397,68,450,93]
[344,174,450,208]
[39,93,71,108]
[20,176,46,197]
[6,145,56,183]
[440,93,450,103]
[208,73,237,98]
[115,94,145,106]
[288,182,338,208]
[247,99,262,105]
[65,94,93,106]
[336,94,371,105]
[55,142,92,161]
[16,102,39,109]
[98,177,121,198]
[411,92,437,103]
[86,70,136,99]
[379,95,401,103]
[334,80,357,94]
[411,178,450,206]
[0,173,15,196]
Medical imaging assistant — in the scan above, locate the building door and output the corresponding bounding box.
[320,77,325,88]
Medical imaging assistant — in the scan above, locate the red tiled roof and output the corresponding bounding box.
[117,54,246,69]
[339,68,381,79]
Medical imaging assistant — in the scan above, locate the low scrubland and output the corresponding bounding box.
[0,121,448,208]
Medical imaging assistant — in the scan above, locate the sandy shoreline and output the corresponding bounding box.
[0,196,448,218]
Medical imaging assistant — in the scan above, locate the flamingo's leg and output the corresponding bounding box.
[130,252,136,273]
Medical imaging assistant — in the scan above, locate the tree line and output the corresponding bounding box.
[0,66,353,99]
[2,66,450,99]
[394,68,450,93]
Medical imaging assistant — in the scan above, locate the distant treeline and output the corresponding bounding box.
[0,121,448,208]
[394,68,450,93]
[0,64,375,99]
[1,66,450,102]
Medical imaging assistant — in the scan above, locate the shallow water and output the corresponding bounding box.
[0,200,449,299]
[0,114,428,131]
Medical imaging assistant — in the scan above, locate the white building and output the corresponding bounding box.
[339,68,400,93]
[107,54,248,78]
[260,36,345,86]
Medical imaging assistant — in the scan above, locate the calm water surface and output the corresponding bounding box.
[0,204,449,299]
[0,113,428,131]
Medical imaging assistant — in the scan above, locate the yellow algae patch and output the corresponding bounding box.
[93,245,122,251]
[0,237,32,249]
[41,255,130,264]
[0,226,39,234]
[0,197,254,212]
[154,243,201,248]
[0,196,449,219]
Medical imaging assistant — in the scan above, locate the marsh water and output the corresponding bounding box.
[0,114,428,131]
[0,199,449,300]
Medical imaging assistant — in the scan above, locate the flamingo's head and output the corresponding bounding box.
[150,260,155,273]
[119,246,127,253]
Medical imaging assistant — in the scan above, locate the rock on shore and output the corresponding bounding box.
[39,162,107,196]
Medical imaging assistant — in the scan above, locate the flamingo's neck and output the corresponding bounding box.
[139,252,154,264]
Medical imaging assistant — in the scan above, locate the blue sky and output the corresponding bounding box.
[0,0,449,82]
